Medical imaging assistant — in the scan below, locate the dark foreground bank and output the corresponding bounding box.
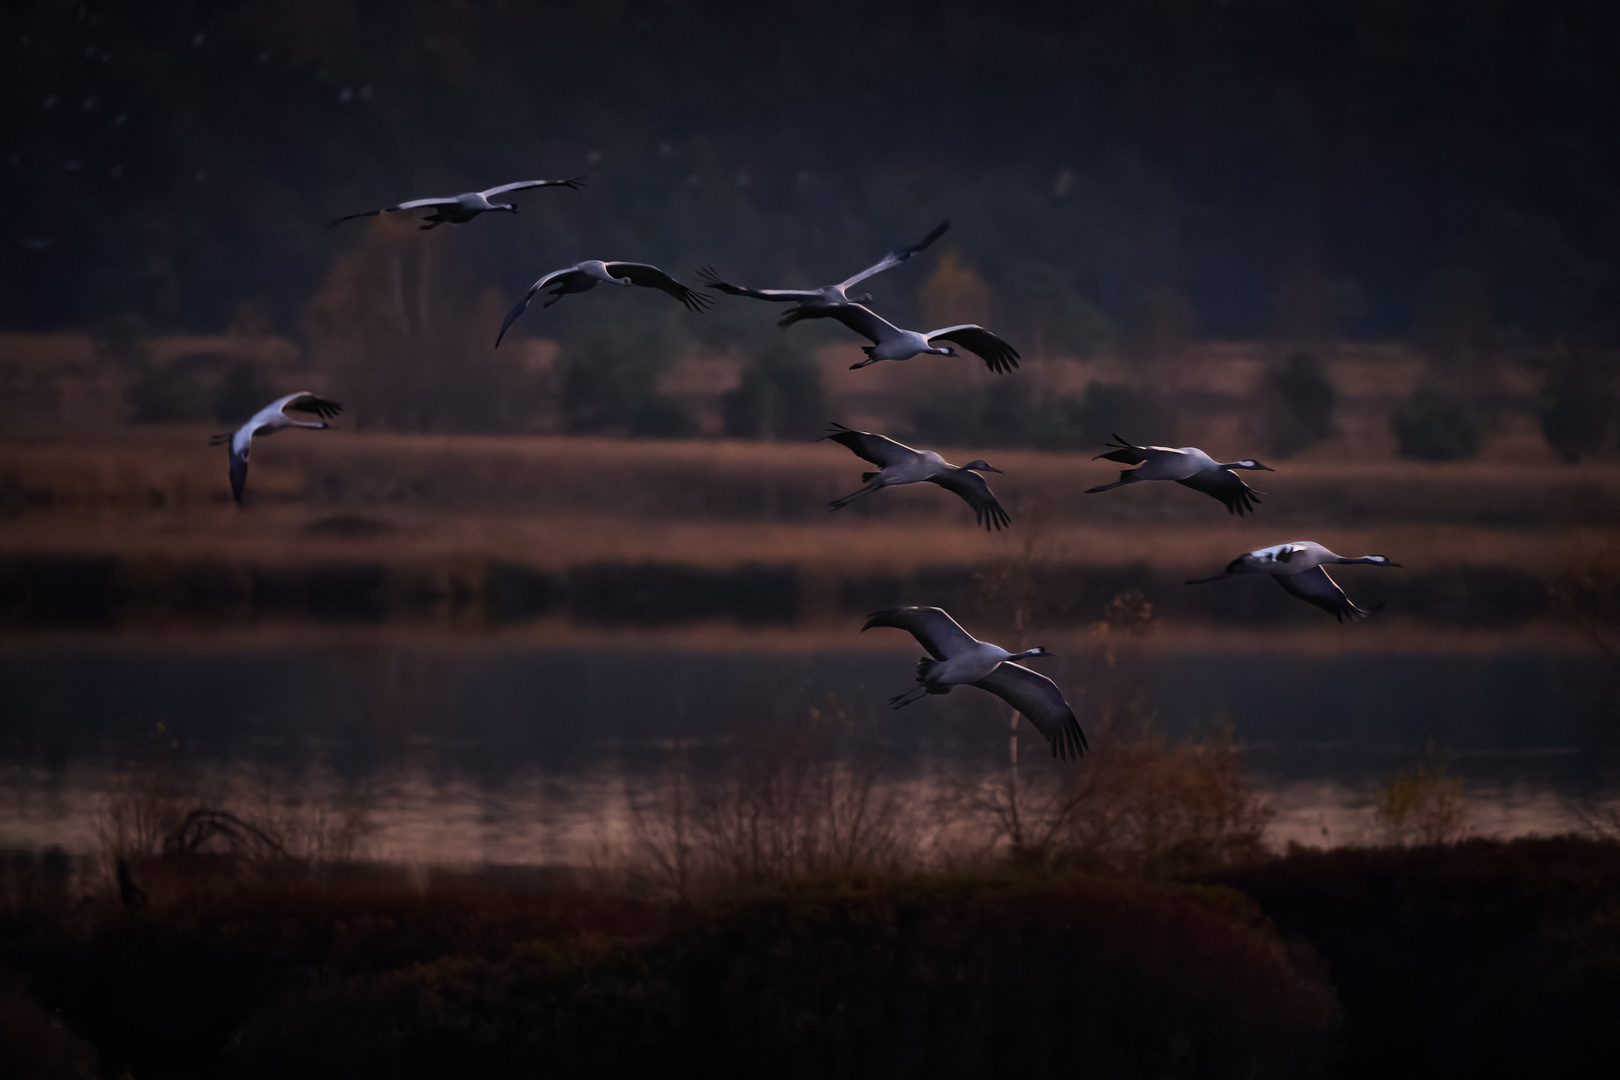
[3,838,1619,1079]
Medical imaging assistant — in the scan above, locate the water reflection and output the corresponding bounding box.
[1,638,1615,863]
[3,758,1611,869]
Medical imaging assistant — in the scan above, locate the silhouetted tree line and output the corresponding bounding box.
[7,0,1620,341]
[7,0,1620,447]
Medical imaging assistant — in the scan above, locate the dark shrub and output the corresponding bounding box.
[1212,838,1620,1079]
[1392,387,1479,461]
[1263,353,1335,457]
[225,877,1338,1080]
[0,987,98,1080]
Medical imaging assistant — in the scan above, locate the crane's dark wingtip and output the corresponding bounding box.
[861,608,904,633]
[915,220,950,249]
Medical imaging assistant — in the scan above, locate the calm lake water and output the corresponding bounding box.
[3,635,1616,864]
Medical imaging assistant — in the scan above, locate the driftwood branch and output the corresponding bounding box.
[161,808,294,862]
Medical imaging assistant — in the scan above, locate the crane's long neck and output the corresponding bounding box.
[1338,555,1383,565]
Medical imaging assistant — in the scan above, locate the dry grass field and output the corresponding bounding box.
[3,427,1615,653]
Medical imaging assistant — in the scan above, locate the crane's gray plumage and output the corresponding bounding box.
[1174,467,1263,515]
[973,663,1089,761]
[1274,565,1374,622]
[1086,434,1271,515]
[698,221,948,312]
[824,422,1009,530]
[496,260,712,345]
[866,605,979,661]
[1186,541,1400,622]
[862,606,1086,759]
[328,176,586,229]
[784,302,1020,374]
[208,392,341,505]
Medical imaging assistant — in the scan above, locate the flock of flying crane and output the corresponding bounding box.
[214,174,1403,763]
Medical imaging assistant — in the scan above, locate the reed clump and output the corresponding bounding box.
[625,710,923,902]
[1373,746,1469,846]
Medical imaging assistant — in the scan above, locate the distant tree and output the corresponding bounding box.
[125,353,235,424]
[913,383,1010,446]
[1019,274,1116,359]
[1059,381,1176,450]
[305,219,556,433]
[558,320,696,438]
[210,362,275,424]
[1392,386,1480,462]
[125,363,209,424]
[721,349,825,441]
[1537,342,1614,463]
[919,250,993,331]
[1417,266,1501,410]
[92,313,152,373]
[1125,287,1199,369]
[911,380,1172,451]
[630,397,699,439]
[1270,255,1352,350]
[1262,353,1336,458]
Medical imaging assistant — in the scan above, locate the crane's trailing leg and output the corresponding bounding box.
[888,684,931,709]
[829,481,886,510]
[1084,474,1141,494]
